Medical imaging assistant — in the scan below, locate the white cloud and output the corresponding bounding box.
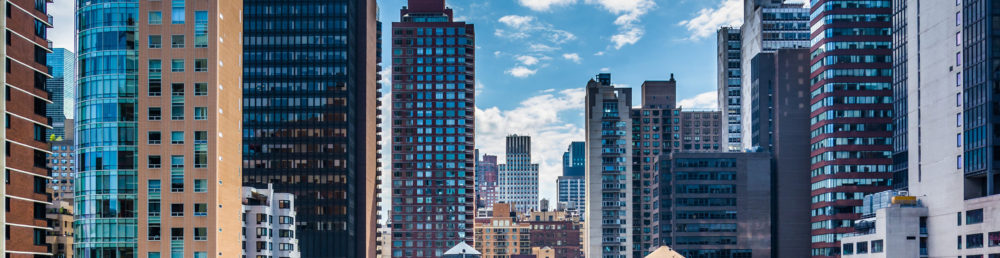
[562,53,582,63]
[611,27,643,49]
[476,88,586,204]
[49,0,75,49]
[600,67,611,72]
[517,0,577,11]
[677,91,719,109]
[499,15,535,29]
[529,43,560,52]
[678,0,743,41]
[517,55,541,66]
[586,0,656,49]
[506,66,538,78]
[495,15,577,44]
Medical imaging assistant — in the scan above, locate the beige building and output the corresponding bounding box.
[474,203,532,257]
[46,201,73,258]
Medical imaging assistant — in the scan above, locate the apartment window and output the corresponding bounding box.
[957,52,962,66]
[34,20,45,38]
[958,113,962,127]
[968,234,984,248]
[33,150,46,168]
[33,124,45,142]
[194,11,208,47]
[958,212,963,225]
[149,180,161,193]
[148,131,161,144]
[872,240,884,253]
[171,0,185,24]
[959,235,963,249]
[957,72,962,86]
[171,228,184,240]
[33,229,44,245]
[149,200,160,216]
[958,155,963,169]
[170,203,183,216]
[149,35,161,48]
[171,83,184,96]
[195,83,208,96]
[193,252,207,258]
[857,242,868,254]
[171,131,184,144]
[194,107,207,120]
[34,46,46,64]
[33,176,46,194]
[194,59,208,72]
[171,155,184,168]
[146,155,161,168]
[194,203,207,216]
[171,59,184,72]
[957,32,962,46]
[279,200,290,209]
[171,35,184,48]
[989,231,999,246]
[194,179,207,192]
[958,93,962,106]
[842,243,854,255]
[149,11,162,24]
[956,133,961,147]
[149,253,161,258]
[33,202,45,220]
[149,107,162,120]
[957,11,962,25]
[148,224,161,240]
[34,97,46,116]
[194,228,207,241]
[967,209,984,224]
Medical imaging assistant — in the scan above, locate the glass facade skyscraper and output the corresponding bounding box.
[962,0,1000,198]
[46,48,75,138]
[807,1,893,257]
[75,1,140,255]
[242,0,382,257]
[390,0,476,256]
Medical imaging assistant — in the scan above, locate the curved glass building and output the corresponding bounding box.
[74,0,140,257]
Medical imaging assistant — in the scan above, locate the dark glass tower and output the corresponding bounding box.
[390,0,476,256]
[46,48,75,138]
[962,0,1000,197]
[242,0,382,257]
[562,141,585,177]
[808,1,893,257]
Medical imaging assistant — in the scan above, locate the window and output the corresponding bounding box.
[33,150,46,168]
[149,35,162,48]
[194,179,207,192]
[195,83,208,96]
[171,83,184,96]
[958,93,962,106]
[171,59,184,72]
[856,242,868,254]
[959,235,963,249]
[171,155,184,168]
[149,200,160,216]
[194,203,207,216]
[279,200,290,209]
[872,240,883,253]
[171,0,185,24]
[33,229,44,245]
[148,131,161,144]
[194,228,207,241]
[34,97,46,116]
[149,11,162,25]
[958,113,962,127]
[34,20,45,38]
[194,107,207,120]
[171,35,184,48]
[194,59,208,72]
[33,124,45,142]
[148,224,161,240]
[149,252,161,258]
[959,155,963,169]
[150,59,162,96]
[149,180,161,193]
[957,52,962,66]
[193,252,207,258]
[171,131,184,144]
[33,202,45,219]
[967,209,984,224]
[968,234,984,249]
[149,155,161,168]
[989,231,1000,247]
[171,102,184,120]
[33,176,46,194]
[170,203,183,216]
[958,212,963,225]
[149,107,162,120]
[171,228,184,240]
[957,32,962,46]
[194,11,208,47]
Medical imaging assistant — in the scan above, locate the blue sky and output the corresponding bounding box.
[49,0,786,207]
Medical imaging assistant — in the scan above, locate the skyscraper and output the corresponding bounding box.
[241,0,382,256]
[741,0,809,149]
[562,141,585,176]
[498,135,539,214]
[46,48,75,138]
[558,141,585,215]
[74,0,245,256]
[2,0,53,256]
[631,78,678,256]
[584,73,633,257]
[390,0,476,256]
[717,27,743,152]
[475,150,499,210]
[807,1,893,257]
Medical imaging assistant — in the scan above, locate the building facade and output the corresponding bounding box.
[498,135,539,214]
[657,152,773,258]
[807,1,894,256]
[747,48,813,257]
[476,150,499,210]
[523,209,582,258]
[473,203,531,257]
[390,0,476,256]
[741,0,809,149]
[47,201,74,258]
[241,0,382,256]
[631,78,679,256]
[45,48,74,138]
[584,73,633,258]
[717,27,743,152]
[556,176,584,214]
[46,123,74,204]
[241,185,300,258]
[679,110,722,152]
[562,141,584,177]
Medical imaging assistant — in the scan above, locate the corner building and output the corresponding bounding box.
[75,0,244,257]
[584,73,632,258]
[2,0,54,256]
[389,0,476,256]
[241,0,382,256]
[807,0,894,256]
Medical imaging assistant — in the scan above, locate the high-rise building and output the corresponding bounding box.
[960,0,1000,199]
[584,73,633,257]
[717,27,743,152]
[498,135,539,214]
[562,141,585,177]
[740,0,809,149]
[45,48,74,138]
[74,0,245,256]
[47,200,74,258]
[523,207,583,258]
[241,185,300,258]
[655,152,773,257]
[475,150,499,210]
[631,78,678,256]
[807,1,894,257]
[47,119,75,204]
[746,48,812,257]
[241,0,382,256]
[473,203,531,256]
[390,0,476,256]
[679,110,722,152]
[2,0,54,255]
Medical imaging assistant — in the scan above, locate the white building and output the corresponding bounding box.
[557,175,585,216]
[242,185,300,258]
[584,73,633,257]
[498,135,540,214]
